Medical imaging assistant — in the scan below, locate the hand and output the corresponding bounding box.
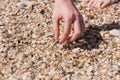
[84,0,119,8]
[52,0,85,44]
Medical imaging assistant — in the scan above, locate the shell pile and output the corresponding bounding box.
[0,0,120,80]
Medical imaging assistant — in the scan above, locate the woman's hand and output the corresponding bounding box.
[84,0,119,8]
[52,0,85,44]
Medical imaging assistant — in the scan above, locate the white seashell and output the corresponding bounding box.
[116,75,120,80]
[37,73,44,79]
[0,22,4,26]
[71,74,80,80]
[17,1,35,9]
[17,53,25,62]
[118,21,120,26]
[32,34,38,38]
[22,72,31,80]
[17,2,26,7]
[31,56,37,62]
[87,66,93,75]
[81,75,89,80]
[117,62,120,66]
[109,29,120,38]
[72,48,80,53]
[8,76,16,80]
[48,69,56,77]
[0,76,3,80]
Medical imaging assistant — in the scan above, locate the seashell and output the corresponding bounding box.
[17,53,25,62]
[72,48,80,53]
[17,1,35,9]
[118,21,120,26]
[87,66,94,76]
[0,75,3,80]
[22,72,31,80]
[109,29,120,38]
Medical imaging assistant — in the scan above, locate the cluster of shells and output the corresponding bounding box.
[0,0,120,80]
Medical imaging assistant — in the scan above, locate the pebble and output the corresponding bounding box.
[118,21,120,26]
[22,72,31,80]
[87,66,94,76]
[0,22,4,26]
[81,75,89,80]
[116,75,120,80]
[17,1,35,9]
[40,9,45,14]
[17,2,26,7]
[109,29,120,38]
[71,73,80,80]
[0,76,3,80]
[45,32,54,37]
[17,53,25,62]
[72,48,80,53]
[48,69,56,77]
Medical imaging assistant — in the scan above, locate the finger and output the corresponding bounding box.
[66,33,73,41]
[59,19,72,44]
[70,19,83,41]
[84,0,90,4]
[52,16,60,40]
[101,0,118,8]
[96,1,103,8]
[101,2,111,8]
[82,0,90,6]
[91,0,98,7]
[87,0,94,7]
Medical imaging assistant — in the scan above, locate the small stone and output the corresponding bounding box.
[31,56,37,62]
[71,74,80,80]
[81,75,89,80]
[118,21,120,26]
[117,62,120,66]
[22,72,31,80]
[0,76,3,80]
[17,1,35,9]
[116,75,120,80]
[53,39,59,47]
[87,66,94,76]
[17,40,21,44]
[17,2,26,7]
[72,48,80,53]
[5,34,11,38]
[0,22,4,26]
[17,53,25,62]
[40,10,45,14]
[32,34,38,38]
[45,32,53,37]
[87,15,94,19]
[48,69,56,77]
[101,69,108,74]
[109,29,120,38]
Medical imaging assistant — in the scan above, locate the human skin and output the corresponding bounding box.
[52,0,85,44]
[85,0,119,8]
[52,0,119,44]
